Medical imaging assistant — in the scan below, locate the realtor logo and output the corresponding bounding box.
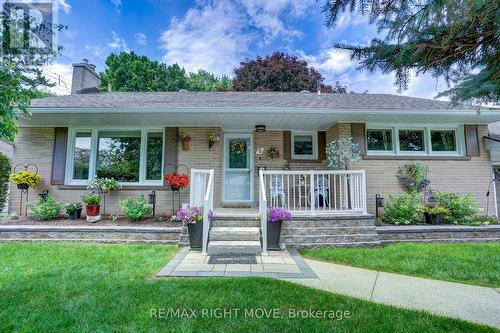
[0,0,58,56]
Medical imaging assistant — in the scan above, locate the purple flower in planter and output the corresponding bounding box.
[267,207,292,223]
[176,207,214,224]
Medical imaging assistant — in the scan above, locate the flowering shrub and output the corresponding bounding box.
[9,170,41,188]
[176,207,213,224]
[326,137,361,170]
[384,193,424,225]
[29,195,62,220]
[267,207,292,223]
[164,172,190,189]
[88,177,120,194]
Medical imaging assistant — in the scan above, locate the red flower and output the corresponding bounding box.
[164,172,190,189]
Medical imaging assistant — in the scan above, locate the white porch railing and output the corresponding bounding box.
[259,170,367,216]
[259,171,268,255]
[189,169,214,255]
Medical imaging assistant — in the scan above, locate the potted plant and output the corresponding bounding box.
[82,192,101,216]
[65,202,83,220]
[208,132,220,149]
[164,172,190,192]
[176,207,204,249]
[9,170,41,190]
[397,163,429,192]
[88,177,120,215]
[175,132,192,151]
[267,207,292,250]
[423,205,450,225]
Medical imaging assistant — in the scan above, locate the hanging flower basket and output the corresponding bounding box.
[230,140,246,155]
[175,132,192,151]
[265,147,280,159]
[165,172,190,191]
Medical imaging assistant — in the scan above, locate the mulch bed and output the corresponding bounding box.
[0,216,181,228]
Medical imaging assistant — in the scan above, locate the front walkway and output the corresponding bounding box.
[157,249,500,328]
[291,259,500,329]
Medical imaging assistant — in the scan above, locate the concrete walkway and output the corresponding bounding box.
[288,259,500,329]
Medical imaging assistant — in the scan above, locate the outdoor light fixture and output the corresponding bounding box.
[38,190,49,201]
[149,190,157,216]
[375,194,384,219]
[255,125,266,132]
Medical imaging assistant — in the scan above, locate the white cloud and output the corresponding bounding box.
[160,1,249,75]
[58,0,71,14]
[134,32,147,45]
[159,0,317,75]
[299,48,353,75]
[107,30,128,52]
[110,0,122,13]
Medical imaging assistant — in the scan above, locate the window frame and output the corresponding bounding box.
[365,124,464,157]
[291,131,318,160]
[65,127,165,186]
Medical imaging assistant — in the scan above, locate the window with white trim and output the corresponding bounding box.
[366,125,463,156]
[66,129,164,185]
[291,132,317,160]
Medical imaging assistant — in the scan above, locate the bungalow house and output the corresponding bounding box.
[8,60,500,254]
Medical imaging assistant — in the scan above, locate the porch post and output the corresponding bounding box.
[309,170,316,215]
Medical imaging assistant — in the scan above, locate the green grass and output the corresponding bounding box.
[300,242,500,288]
[0,243,496,333]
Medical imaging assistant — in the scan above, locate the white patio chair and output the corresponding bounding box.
[269,177,286,208]
[308,176,330,208]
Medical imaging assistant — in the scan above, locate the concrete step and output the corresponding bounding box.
[210,227,260,241]
[286,217,375,228]
[211,219,260,227]
[283,226,378,236]
[207,240,262,255]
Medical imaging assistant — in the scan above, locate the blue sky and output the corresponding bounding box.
[45,0,447,98]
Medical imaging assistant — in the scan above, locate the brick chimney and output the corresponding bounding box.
[71,59,100,94]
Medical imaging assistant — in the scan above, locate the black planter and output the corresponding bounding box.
[267,220,282,250]
[76,208,83,219]
[187,222,203,249]
[68,211,77,220]
[424,212,443,225]
[170,185,180,192]
[17,183,29,190]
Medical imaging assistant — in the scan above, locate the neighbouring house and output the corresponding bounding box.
[8,60,500,253]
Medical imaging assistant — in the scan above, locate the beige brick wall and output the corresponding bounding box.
[9,128,196,216]
[10,125,495,217]
[177,127,222,209]
[327,123,496,216]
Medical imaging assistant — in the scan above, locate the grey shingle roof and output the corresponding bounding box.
[29,91,477,110]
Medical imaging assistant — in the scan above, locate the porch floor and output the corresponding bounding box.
[157,248,317,278]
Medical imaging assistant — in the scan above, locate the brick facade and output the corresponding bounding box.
[9,125,496,217]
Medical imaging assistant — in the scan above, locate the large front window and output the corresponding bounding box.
[67,129,164,184]
[292,132,317,160]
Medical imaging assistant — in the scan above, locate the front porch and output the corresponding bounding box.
[189,168,373,255]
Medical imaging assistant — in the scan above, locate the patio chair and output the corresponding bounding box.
[269,177,286,208]
[308,176,330,208]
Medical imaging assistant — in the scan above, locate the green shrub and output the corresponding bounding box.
[29,195,63,220]
[468,215,499,226]
[435,192,479,224]
[0,152,10,213]
[384,193,424,225]
[120,194,152,221]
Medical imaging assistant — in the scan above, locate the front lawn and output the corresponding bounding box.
[300,242,500,288]
[0,243,495,332]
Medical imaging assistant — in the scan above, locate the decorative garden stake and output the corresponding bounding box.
[326,137,361,209]
[10,163,40,216]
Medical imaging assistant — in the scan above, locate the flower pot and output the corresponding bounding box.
[424,212,443,225]
[187,221,203,249]
[267,220,282,250]
[17,183,29,190]
[76,208,83,219]
[182,141,190,151]
[68,211,78,220]
[86,204,100,217]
